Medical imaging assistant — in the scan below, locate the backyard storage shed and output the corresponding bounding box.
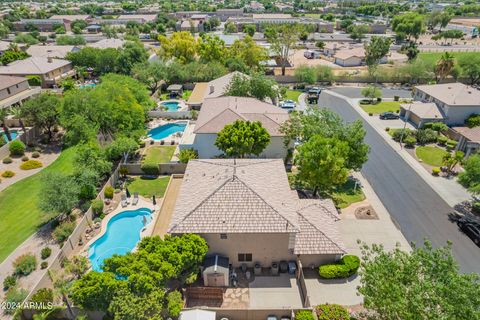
[203,255,229,287]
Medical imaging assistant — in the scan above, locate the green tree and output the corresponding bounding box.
[198,34,228,64]
[296,135,350,195]
[65,256,90,280]
[347,24,369,42]
[224,21,237,34]
[39,172,80,216]
[295,65,317,85]
[265,24,301,76]
[56,35,86,45]
[458,54,480,85]
[459,154,480,194]
[364,36,391,80]
[132,61,168,95]
[361,85,382,103]
[442,151,464,175]
[21,93,61,141]
[392,12,425,42]
[0,50,29,66]
[0,108,12,141]
[167,290,183,318]
[358,240,480,319]
[108,286,165,320]
[215,120,271,158]
[116,41,149,75]
[178,148,198,164]
[225,73,278,101]
[71,271,121,312]
[402,41,419,61]
[74,142,112,178]
[229,36,267,70]
[243,24,256,36]
[158,31,197,63]
[435,52,455,81]
[105,137,139,161]
[0,22,9,38]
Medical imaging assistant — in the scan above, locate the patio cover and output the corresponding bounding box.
[179,309,216,320]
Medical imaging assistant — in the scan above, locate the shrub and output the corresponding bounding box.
[319,255,360,279]
[3,275,17,291]
[4,287,28,314]
[295,310,315,320]
[13,253,37,276]
[466,114,480,128]
[430,122,449,133]
[178,148,199,164]
[2,170,15,178]
[316,304,350,320]
[32,151,40,158]
[437,135,448,145]
[141,163,160,175]
[446,139,458,148]
[21,156,29,161]
[41,261,48,269]
[9,140,26,156]
[3,156,12,164]
[53,220,76,244]
[30,288,53,304]
[368,112,373,116]
[385,127,390,132]
[92,199,104,215]
[41,247,52,260]
[392,128,412,142]
[139,141,146,148]
[26,75,41,86]
[432,167,441,176]
[19,159,43,170]
[473,202,480,214]
[404,136,417,148]
[394,95,400,101]
[415,129,437,145]
[104,186,114,199]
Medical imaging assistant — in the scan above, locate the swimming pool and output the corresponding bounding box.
[79,83,97,89]
[88,207,153,272]
[160,101,180,111]
[147,122,187,140]
[1,130,18,143]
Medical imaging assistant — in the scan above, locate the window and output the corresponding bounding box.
[7,88,11,95]
[220,233,227,239]
[238,253,253,262]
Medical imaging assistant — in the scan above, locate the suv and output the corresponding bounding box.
[459,222,480,246]
[379,112,400,120]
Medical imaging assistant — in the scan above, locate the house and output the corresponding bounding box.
[48,14,91,32]
[167,159,346,273]
[187,72,246,109]
[450,126,480,157]
[226,14,332,32]
[13,19,63,32]
[215,8,244,21]
[180,96,290,159]
[0,75,40,109]
[0,57,75,88]
[26,45,80,59]
[399,102,445,128]
[87,38,125,49]
[407,83,480,126]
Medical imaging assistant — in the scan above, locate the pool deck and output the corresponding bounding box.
[144,119,189,144]
[157,99,188,112]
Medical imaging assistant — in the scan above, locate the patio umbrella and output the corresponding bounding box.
[152,195,157,206]
[126,187,131,198]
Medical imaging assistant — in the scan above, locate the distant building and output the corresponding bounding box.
[87,38,125,49]
[226,14,334,32]
[26,45,80,59]
[13,15,91,32]
[245,1,265,12]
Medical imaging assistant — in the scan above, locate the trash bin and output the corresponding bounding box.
[271,262,279,275]
[254,262,262,275]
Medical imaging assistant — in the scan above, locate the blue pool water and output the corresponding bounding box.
[160,101,180,111]
[79,83,97,89]
[147,122,187,140]
[1,130,18,143]
[88,207,153,272]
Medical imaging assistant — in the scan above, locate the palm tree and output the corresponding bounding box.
[9,106,28,144]
[0,108,12,142]
[435,52,455,81]
[49,270,75,320]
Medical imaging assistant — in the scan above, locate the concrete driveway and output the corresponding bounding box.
[249,274,303,309]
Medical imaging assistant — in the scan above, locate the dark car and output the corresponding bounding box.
[308,87,322,96]
[379,112,400,120]
[459,222,480,246]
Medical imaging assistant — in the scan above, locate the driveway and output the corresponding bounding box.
[249,274,303,309]
[327,86,412,99]
[318,91,480,273]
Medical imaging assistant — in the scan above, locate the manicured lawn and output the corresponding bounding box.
[126,176,170,198]
[327,179,366,209]
[0,147,76,262]
[416,146,448,167]
[143,146,176,164]
[417,52,479,66]
[284,90,302,102]
[361,101,401,114]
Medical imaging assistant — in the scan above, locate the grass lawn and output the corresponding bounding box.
[326,179,366,209]
[415,146,448,167]
[284,90,302,102]
[126,176,170,198]
[361,101,401,114]
[417,52,479,66]
[0,147,76,262]
[143,146,176,164]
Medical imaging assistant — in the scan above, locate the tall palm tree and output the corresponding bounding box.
[49,270,75,320]
[435,52,455,81]
[0,108,12,142]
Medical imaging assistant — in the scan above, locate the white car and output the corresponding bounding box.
[280,100,296,111]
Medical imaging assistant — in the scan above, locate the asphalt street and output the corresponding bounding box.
[319,91,480,273]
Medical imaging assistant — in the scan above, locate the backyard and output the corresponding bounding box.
[361,101,401,114]
[126,176,170,198]
[0,147,76,262]
[143,146,176,164]
[415,146,449,167]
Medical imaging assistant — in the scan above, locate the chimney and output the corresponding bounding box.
[47,56,53,63]
[209,85,214,94]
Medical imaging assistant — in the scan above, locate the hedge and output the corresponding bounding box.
[319,255,360,279]
[295,310,315,320]
[316,304,350,320]
[141,163,160,175]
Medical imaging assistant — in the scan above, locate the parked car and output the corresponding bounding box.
[288,261,297,274]
[308,87,322,96]
[379,112,400,120]
[459,222,480,246]
[267,316,278,320]
[280,100,296,111]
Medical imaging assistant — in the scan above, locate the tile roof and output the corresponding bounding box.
[400,102,446,120]
[193,96,289,136]
[168,159,345,255]
[204,71,247,99]
[0,75,28,91]
[0,57,71,75]
[415,83,480,106]
[26,45,78,58]
[452,126,480,143]
[88,39,125,49]
[335,47,365,60]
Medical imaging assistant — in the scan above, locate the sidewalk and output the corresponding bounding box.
[324,90,471,207]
